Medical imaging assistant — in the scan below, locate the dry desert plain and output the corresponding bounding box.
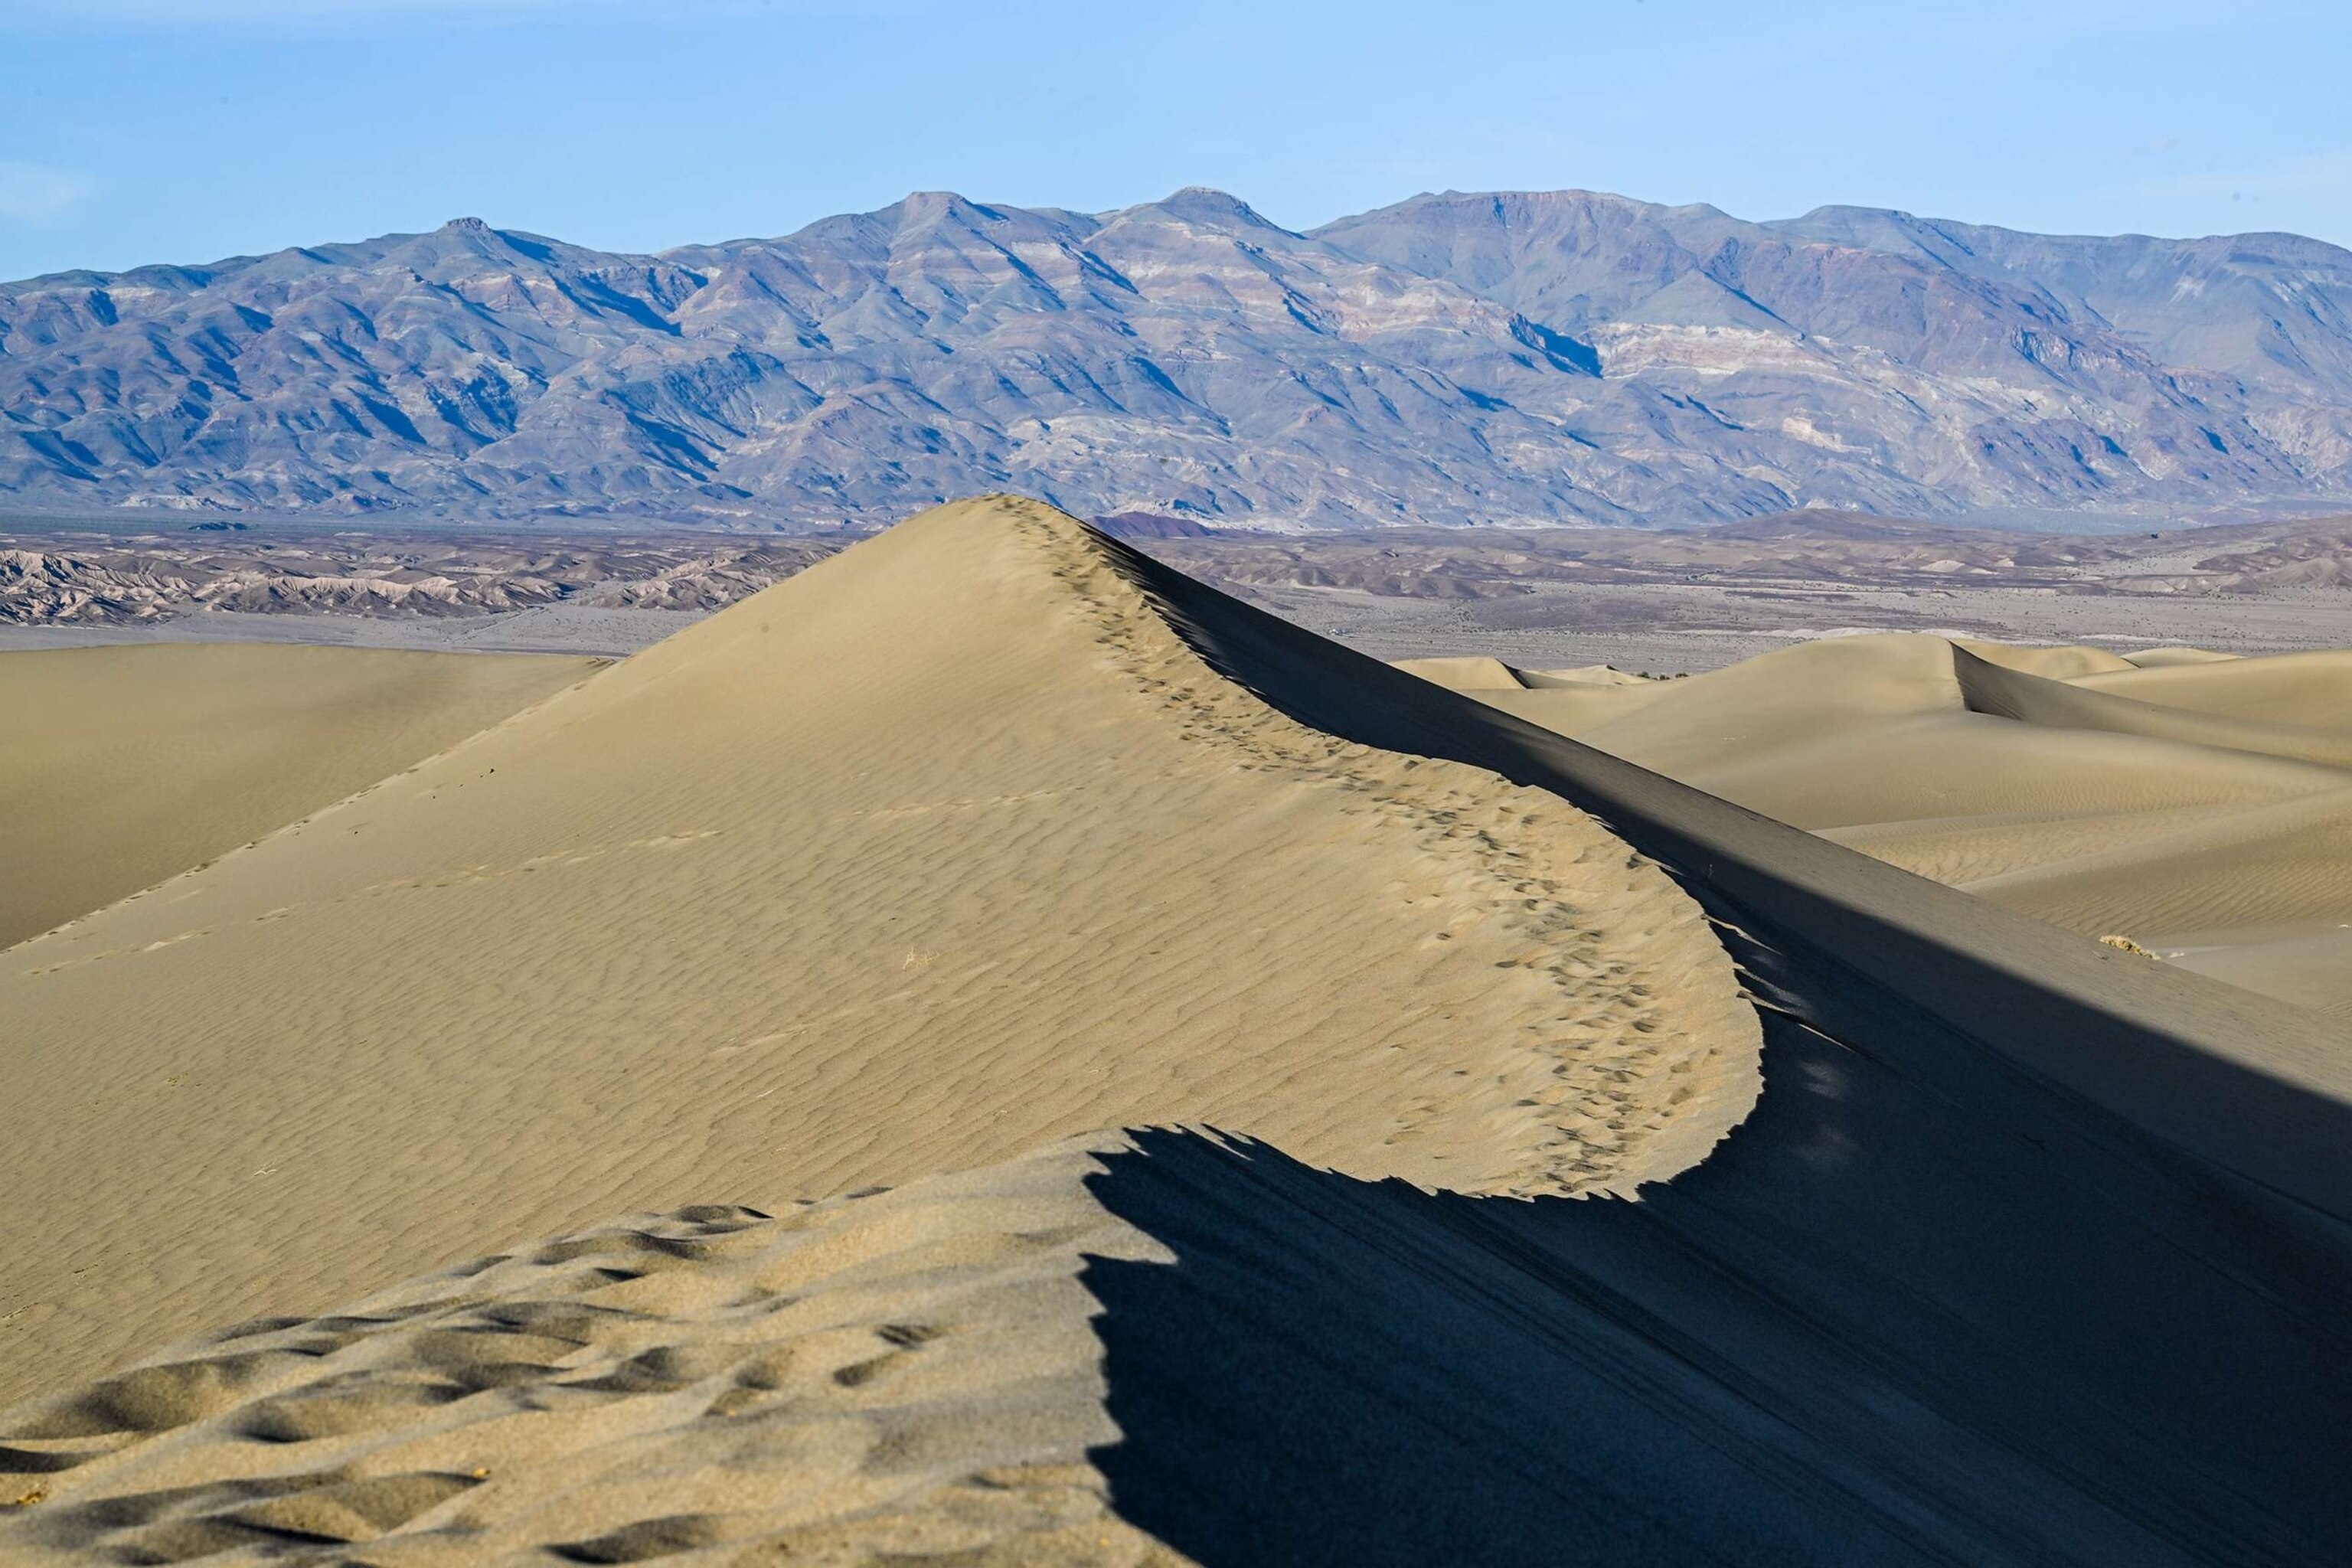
[1,498,2350,1563]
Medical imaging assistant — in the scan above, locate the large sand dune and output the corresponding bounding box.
[5,500,2350,1563]
[0,498,1754,1405]
[0,645,602,949]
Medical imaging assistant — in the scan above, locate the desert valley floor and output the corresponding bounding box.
[2,499,2350,1564]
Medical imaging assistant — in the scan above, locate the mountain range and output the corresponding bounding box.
[6,188,2352,530]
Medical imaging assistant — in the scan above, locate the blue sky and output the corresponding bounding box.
[4,0,2347,279]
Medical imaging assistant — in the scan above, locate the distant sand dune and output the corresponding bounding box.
[1411,633,2352,1018]
[0,645,602,949]
[1955,645,2352,769]
[2073,647,2352,730]
[2121,645,2241,668]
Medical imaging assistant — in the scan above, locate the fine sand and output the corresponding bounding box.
[0,497,1755,1402]
[5,500,2350,1563]
[1407,634,2352,1020]
[0,645,605,950]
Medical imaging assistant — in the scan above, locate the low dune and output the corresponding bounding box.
[0,645,603,949]
[2122,645,2242,668]
[1955,645,2352,769]
[1954,639,2136,678]
[1411,632,2352,1018]
[6,500,2350,1563]
[2073,647,2352,730]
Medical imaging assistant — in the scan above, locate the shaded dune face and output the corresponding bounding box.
[0,498,1756,1410]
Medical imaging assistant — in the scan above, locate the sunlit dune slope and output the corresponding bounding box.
[2073,647,2352,730]
[2122,645,2241,668]
[0,645,602,949]
[1953,639,2135,678]
[0,498,1755,1406]
[1406,635,2352,1017]
[1955,646,2352,769]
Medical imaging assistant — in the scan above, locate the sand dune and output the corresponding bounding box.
[0,645,602,950]
[1411,633,2352,1018]
[2166,926,2352,1024]
[1956,645,2352,769]
[2122,645,2241,668]
[6,501,2351,1563]
[1094,540,2352,1560]
[2072,647,2352,730]
[1954,639,2136,678]
[0,498,1755,1411]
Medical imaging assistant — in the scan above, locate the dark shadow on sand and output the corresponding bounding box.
[1080,526,2352,1565]
[1084,1002,2352,1563]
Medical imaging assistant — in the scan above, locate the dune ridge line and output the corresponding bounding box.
[0,496,1758,1413]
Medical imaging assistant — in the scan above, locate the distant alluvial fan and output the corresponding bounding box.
[4,188,2351,527]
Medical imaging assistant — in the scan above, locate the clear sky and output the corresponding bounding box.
[5,0,2348,279]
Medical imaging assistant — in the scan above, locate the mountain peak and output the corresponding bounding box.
[897,190,980,220]
[1142,186,1282,231]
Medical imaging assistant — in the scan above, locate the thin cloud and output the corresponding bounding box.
[0,163,96,228]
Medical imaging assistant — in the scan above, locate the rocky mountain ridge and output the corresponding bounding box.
[5,188,2351,529]
[0,531,835,625]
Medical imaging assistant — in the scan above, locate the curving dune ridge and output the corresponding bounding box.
[0,496,1753,1399]
[5,498,2351,1564]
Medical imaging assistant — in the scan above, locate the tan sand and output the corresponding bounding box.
[1406,634,2352,1017]
[0,1137,1189,1566]
[2162,926,2352,1024]
[0,645,602,950]
[7,505,2351,1563]
[1519,664,1653,688]
[1953,639,2136,678]
[2071,648,2352,730]
[1386,654,1527,690]
[0,498,1756,1412]
[2122,645,2243,668]
[1956,646,2352,768]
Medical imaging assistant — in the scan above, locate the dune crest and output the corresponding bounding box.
[1406,632,2352,1015]
[0,498,1756,1409]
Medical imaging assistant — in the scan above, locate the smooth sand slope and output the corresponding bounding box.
[1410,634,2352,1019]
[2075,646,2352,729]
[0,498,1753,1400]
[6,506,2350,1563]
[0,645,602,949]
